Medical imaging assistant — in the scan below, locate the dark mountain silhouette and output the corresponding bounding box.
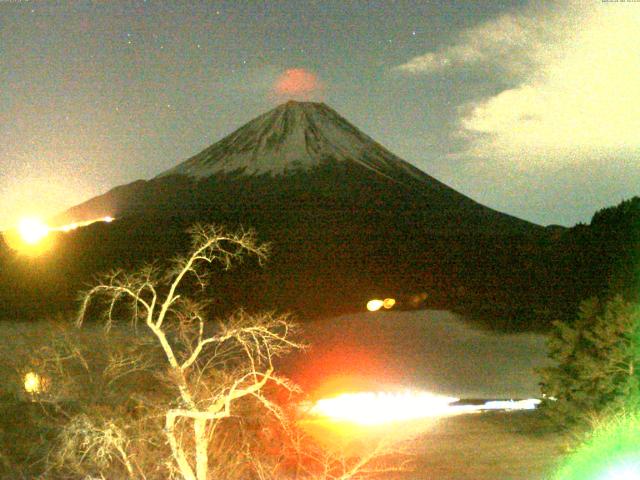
[1,102,578,329]
[57,101,536,233]
[549,196,640,310]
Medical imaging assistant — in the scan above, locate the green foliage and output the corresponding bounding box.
[553,409,640,480]
[591,196,640,229]
[590,196,640,299]
[539,296,640,428]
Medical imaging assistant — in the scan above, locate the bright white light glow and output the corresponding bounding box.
[481,399,541,411]
[12,215,115,243]
[366,299,384,312]
[311,391,458,425]
[309,391,541,425]
[597,462,640,480]
[3,215,116,254]
[17,218,49,245]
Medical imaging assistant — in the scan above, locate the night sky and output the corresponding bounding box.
[2,0,639,229]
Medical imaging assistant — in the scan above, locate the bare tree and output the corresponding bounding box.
[69,224,418,480]
[78,225,302,480]
[245,418,416,480]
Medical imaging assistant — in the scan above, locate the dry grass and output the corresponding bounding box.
[0,320,570,480]
[405,410,569,480]
[299,408,569,480]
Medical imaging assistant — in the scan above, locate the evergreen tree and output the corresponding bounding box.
[539,295,640,428]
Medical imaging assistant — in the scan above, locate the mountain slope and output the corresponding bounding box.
[159,101,444,184]
[3,101,553,328]
[58,101,536,234]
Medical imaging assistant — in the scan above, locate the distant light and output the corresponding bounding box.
[17,218,49,245]
[383,298,396,309]
[23,372,44,394]
[274,68,320,97]
[409,292,428,307]
[3,215,116,255]
[366,299,384,312]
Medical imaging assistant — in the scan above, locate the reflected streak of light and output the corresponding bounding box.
[309,391,541,426]
[53,216,114,232]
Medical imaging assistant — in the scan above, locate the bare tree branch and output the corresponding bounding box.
[75,224,300,480]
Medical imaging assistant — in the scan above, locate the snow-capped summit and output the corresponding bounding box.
[157,101,428,185]
[37,101,545,327]
[58,100,539,236]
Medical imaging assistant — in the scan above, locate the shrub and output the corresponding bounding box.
[539,295,640,428]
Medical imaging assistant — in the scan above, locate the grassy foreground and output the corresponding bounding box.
[407,410,568,480]
[0,320,568,479]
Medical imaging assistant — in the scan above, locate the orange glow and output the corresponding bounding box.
[3,217,55,256]
[310,391,459,425]
[274,68,320,97]
[23,371,49,395]
[17,218,49,245]
[366,299,384,312]
[2,215,115,255]
[383,298,396,309]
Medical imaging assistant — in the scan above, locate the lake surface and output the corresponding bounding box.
[282,310,550,400]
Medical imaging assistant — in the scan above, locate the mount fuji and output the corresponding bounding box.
[158,101,463,188]
[4,102,553,326]
[59,101,535,233]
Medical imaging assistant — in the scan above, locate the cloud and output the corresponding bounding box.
[273,68,323,100]
[392,2,640,225]
[459,2,640,165]
[397,2,640,169]
[395,44,484,74]
[394,10,553,76]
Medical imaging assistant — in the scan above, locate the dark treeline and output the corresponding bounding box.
[0,164,637,332]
